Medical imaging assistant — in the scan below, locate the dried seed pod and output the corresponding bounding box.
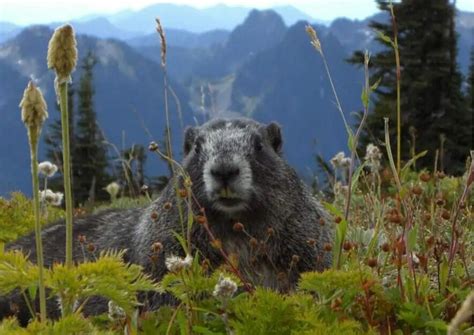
[426,236,435,247]
[435,171,445,179]
[367,258,378,268]
[148,141,159,152]
[423,212,432,222]
[381,242,390,252]
[233,222,244,232]
[266,227,275,236]
[331,297,342,310]
[178,189,188,198]
[249,238,259,249]
[419,172,431,182]
[87,243,96,253]
[277,272,287,282]
[196,215,207,225]
[151,242,163,253]
[343,241,353,251]
[211,239,222,249]
[441,210,451,220]
[150,211,159,222]
[291,255,300,264]
[389,213,402,224]
[412,185,423,196]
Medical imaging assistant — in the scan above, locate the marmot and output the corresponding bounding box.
[0,118,333,321]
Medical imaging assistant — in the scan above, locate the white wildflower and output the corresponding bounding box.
[213,274,238,300]
[341,157,352,168]
[183,254,193,267]
[330,152,346,169]
[365,143,382,172]
[105,181,120,199]
[39,189,63,206]
[108,300,126,321]
[51,192,63,206]
[165,254,193,273]
[38,161,58,178]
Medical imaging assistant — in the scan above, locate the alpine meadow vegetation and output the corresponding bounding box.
[0,4,473,335]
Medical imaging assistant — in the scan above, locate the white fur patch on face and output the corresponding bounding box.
[202,126,255,213]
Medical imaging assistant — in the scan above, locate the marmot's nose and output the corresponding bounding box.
[210,165,240,184]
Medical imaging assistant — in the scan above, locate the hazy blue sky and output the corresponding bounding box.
[1,0,473,25]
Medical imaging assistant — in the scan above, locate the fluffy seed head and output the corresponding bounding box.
[19,81,48,131]
[306,25,322,54]
[107,300,126,321]
[365,143,382,172]
[105,182,120,199]
[39,189,63,206]
[38,161,58,178]
[330,152,347,169]
[165,254,193,273]
[47,24,78,83]
[155,18,167,68]
[213,274,238,300]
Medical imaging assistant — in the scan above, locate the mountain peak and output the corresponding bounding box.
[219,9,286,68]
[245,9,286,27]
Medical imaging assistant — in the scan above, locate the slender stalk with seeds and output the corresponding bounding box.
[47,24,78,268]
[20,81,49,321]
[305,25,350,134]
[389,1,402,174]
[337,51,371,269]
[155,17,186,245]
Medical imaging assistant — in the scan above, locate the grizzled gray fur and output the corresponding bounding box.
[0,118,332,323]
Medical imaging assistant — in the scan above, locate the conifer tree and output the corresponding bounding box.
[350,0,471,174]
[73,51,110,204]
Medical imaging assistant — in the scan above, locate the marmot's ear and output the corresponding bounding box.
[183,126,197,155]
[266,122,283,153]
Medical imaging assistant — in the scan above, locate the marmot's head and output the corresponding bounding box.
[183,118,283,214]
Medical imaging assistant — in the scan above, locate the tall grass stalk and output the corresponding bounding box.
[59,82,74,268]
[382,117,423,300]
[46,24,77,269]
[20,81,49,321]
[305,25,350,135]
[155,18,186,245]
[337,51,371,269]
[389,1,402,174]
[28,134,47,320]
